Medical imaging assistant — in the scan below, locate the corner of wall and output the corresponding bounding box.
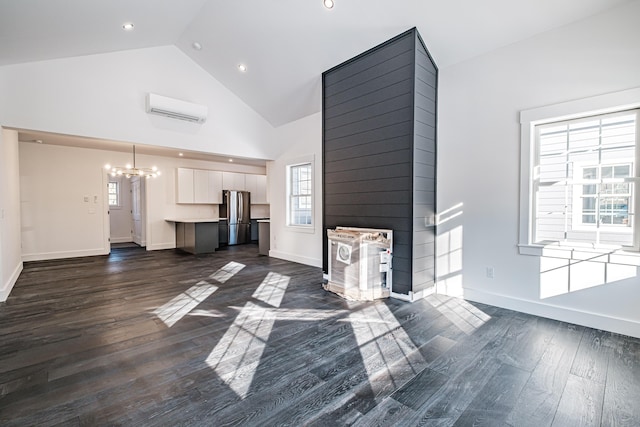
[1,262,23,302]
[0,127,24,302]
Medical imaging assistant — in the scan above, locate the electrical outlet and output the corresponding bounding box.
[486,266,495,279]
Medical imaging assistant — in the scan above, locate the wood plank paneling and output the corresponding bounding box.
[324,122,413,153]
[411,31,438,294]
[325,80,415,121]
[323,30,417,295]
[323,28,437,297]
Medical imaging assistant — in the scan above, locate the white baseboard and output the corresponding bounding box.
[0,261,23,302]
[452,287,640,339]
[22,248,109,262]
[110,237,133,244]
[269,250,322,268]
[391,286,436,302]
[146,242,175,251]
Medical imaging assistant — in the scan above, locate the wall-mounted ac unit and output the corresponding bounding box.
[145,93,208,123]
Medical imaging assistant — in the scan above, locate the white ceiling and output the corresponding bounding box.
[0,0,633,128]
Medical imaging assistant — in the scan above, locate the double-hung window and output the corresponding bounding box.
[287,161,313,227]
[535,111,638,247]
[520,88,640,257]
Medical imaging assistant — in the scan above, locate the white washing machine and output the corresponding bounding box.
[336,242,353,265]
[326,227,392,300]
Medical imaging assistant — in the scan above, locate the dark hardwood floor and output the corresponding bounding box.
[1,245,639,426]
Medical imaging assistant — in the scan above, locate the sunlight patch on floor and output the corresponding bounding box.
[187,309,226,318]
[348,303,425,394]
[252,272,290,307]
[225,306,349,322]
[206,272,290,398]
[210,261,246,284]
[153,281,218,327]
[426,294,490,335]
[206,301,275,398]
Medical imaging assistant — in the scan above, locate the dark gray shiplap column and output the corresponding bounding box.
[411,32,438,294]
[322,28,437,297]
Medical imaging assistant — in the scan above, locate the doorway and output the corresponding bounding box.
[130,176,146,247]
[108,175,146,248]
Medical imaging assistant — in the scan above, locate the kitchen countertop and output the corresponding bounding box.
[164,218,220,223]
[257,219,270,223]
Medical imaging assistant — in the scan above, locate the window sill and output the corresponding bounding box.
[570,225,633,233]
[518,243,640,266]
[286,225,315,234]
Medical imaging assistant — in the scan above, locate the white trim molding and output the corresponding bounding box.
[391,287,436,302]
[0,262,23,302]
[22,248,109,262]
[461,287,640,339]
[146,242,175,251]
[269,249,322,268]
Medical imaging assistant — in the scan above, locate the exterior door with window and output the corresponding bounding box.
[131,177,144,246]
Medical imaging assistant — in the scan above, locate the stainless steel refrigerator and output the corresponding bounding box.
[223,190,251,245]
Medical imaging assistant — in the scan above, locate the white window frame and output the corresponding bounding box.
[108,179,122,209]
[519,87,640,263]
[286,155,314,232]
[571,161,634,232]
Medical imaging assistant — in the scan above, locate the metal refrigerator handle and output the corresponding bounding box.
[238,192,243,223]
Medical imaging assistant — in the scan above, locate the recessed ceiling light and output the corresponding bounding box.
[34,139,43,144]
[228,159,234,162]
[122,22,134,31]
[192,41,202,51]
[238,64,247,73]
[179,152,184,157]
[323,0,334,9]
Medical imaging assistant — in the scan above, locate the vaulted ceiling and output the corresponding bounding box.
[0,0,634,127]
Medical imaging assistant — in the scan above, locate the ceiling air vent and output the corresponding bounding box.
[145,93,208,123]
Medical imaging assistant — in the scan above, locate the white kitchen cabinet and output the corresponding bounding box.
[245,174,268,204]
[222,172,246,191]
[193,169,209,203]
[176,167,195,203]
[207,170,223,203]
[177,168,222,204]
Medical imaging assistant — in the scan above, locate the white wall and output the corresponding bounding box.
[0,45,277,160]
[20,143,113,260]
[19,142,267,259]
[437,1,640,337]
[0,129,24,301]
[268,112,323,267]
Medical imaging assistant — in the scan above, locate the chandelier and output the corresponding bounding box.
[104,145,161,179]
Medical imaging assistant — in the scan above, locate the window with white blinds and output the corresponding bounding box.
[534,109,639,249]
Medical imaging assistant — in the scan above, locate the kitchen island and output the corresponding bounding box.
[165,218,219,254]
[257,219,270,256]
